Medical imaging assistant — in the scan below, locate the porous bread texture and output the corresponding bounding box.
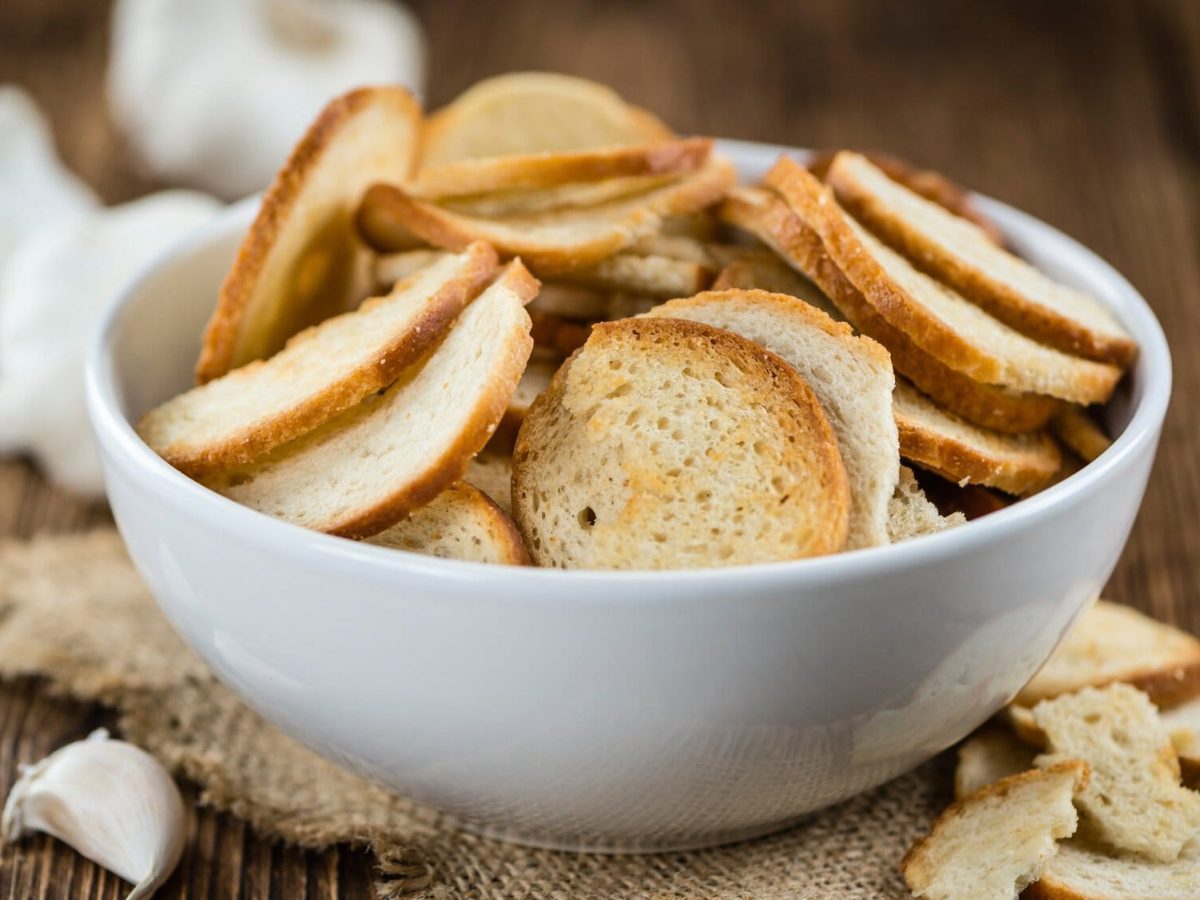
[644,288,898,549]
[888,465,965,542]
[512,317,850,569]
[1033,684,1200,862]
[366,481,529,565]
[765,157,1123,405]
[901,761,1088,900]
[206,262,537,538]
[1161,698,1200,788]
[827,152,1136,366]
[1018,600,1200,710]
[955,725,1037,799]
[140,244,498,476]
[414,137,711,197]
[1052,406,1114,464]
[553,252,714,298]
[355,156,738,274]
[719,185,1059,433]
[419,72,672,167]
[893,379,1061,495]
[1027,837,1200,900]
[465,450,514,516]
[197,86,422,383]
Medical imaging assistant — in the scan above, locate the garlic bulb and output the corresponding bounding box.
[0,190,220,495]
[2,729,186,899]
[108,0,427,199]
[0,85,97,268]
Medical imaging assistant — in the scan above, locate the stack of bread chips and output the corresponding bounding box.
[904,600,1200,899]
[138,74,1134,570]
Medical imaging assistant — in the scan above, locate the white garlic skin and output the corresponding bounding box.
[2,729,186,900]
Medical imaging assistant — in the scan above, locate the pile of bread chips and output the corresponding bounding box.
[138,73,1134,568]
[904,599,1200,900]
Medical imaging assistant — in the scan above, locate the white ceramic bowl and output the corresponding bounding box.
[85,141,1171,852]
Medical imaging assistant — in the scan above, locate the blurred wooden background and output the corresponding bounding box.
[1,0,1198,896]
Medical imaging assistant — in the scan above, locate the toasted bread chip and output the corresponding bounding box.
[902,761,1088,900]
[196,86,421,383]
[357,156,736,274]
[894,379,1061,495]
[645,289,898,549]
[1017,601,1200,710]
[1027,836,1200,900]
[555,252,713,298]
[374,249,450,289]
[1034,684,1200,862]
[807,149,1007,247]
[420,72,672,167]
[955,725,1038,799]
[765,159,1123,405]
[512,318,850,568]
[141,244,498,476]
[415,137,710,197]
[440,173,678,218]
[828,152,1136,366]
[711,255,846,320]
[888,465,966,542]
[1161,698,1200,789]
[206,262,537,538]
[367,481,530,565]
[465,449,514,516]
[720,186,1059,432]
[1052,406,1113,464]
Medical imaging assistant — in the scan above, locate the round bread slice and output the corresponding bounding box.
[465,449,514,516]
[512,317,850,569]
[644,289,898,550]
[366,481,529,565]
[414,137,711,197]
[139,244,497,476]
[764,158,1122,405]
[355,156,737,274]
[827,152,1136,366]
[1027,837,1200,900]
[196,86,422,383]
[894,378,1061,495]
[206,261,537,538]
[719,185,1059,433]
[419,72,673,167]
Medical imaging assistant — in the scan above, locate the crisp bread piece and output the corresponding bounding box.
[888,465,966,542]
[206,262,537,538]
[893,379,1061,495]
[1161,697,1200,789]
[357,156,736,274]
[414,137,710,197]
[644,288,898,549]
[512,317,850,568]
[1027,837,1200,900]
[901,761,1089,900]
[765,158,1122,405]
[419,72,673,167]
[827,152,1136,366]
[367,481,529,565]
[374,249,450,290]
[196,86,421,383]
[1052,406,1114,464]
[1017,601,1200,710]
[464,449,514,516]
[955,725,1038,799]
[720,186,1059,433]
[553,252,714,298]
[1033,684,1200,862]
[440,174,677,219]
[140,244,497,476]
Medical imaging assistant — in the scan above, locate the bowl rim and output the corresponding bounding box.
[85,139,1173,594]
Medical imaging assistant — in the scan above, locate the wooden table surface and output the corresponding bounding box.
[2,0,1198,896]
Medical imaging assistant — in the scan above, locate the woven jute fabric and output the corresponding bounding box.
[0,530,948,898]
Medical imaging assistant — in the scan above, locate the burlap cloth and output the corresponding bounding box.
[0,530,951,898]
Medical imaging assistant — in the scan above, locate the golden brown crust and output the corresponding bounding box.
[1051,406,1113,464]
[826,153,1137,367]
[414,137,711,197]
[196,86,422,384]
[901,760,1090,892]
[807,149,1008,247]
[143,243,499,476]
[720,187,1060,433]
[355,157,737,274]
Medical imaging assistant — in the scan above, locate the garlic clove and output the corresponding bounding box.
[108,0,427,199]
[0,189,219,495]
[3,729,186,900]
